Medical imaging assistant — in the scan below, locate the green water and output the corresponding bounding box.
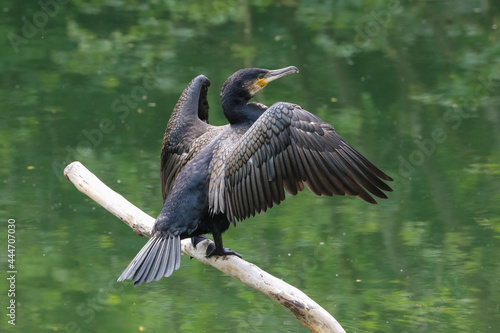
[1,1,499,332]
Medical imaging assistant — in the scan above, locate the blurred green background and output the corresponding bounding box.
[1,0,499,332]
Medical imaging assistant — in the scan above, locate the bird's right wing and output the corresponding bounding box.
[211,102,393,222]
[161,75,212,201]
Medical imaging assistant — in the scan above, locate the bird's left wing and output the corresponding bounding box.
[210,102,393,222]
[161,75,212,201]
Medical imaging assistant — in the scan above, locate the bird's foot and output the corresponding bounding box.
[190,235,210,260]
[206,242,242,258]
[191,235,209,248]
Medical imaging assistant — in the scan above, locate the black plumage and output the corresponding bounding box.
[117,66,393,286]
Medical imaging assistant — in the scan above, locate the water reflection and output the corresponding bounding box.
[1,1,499,332]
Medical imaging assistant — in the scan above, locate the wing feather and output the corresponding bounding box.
[161,75,212,201]
[212,102,393,221]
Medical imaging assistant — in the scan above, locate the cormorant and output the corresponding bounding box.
[118,66,393,286]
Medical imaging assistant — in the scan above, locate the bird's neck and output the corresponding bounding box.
[222,95,264,124]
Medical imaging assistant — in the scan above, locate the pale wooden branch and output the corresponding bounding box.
[64,161,346,333]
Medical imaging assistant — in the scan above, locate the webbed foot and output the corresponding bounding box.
[206,242,242,258]
[191,235,208,248]
[190,235,210,260]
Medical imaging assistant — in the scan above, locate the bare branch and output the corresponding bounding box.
[64,161,346,333]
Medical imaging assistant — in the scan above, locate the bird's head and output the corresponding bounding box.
[221,66,299,101]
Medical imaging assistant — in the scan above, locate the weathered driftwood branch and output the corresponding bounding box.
[64,161,345,333]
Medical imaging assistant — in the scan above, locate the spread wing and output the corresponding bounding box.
[161,75,212,201]
[210,102,393,222]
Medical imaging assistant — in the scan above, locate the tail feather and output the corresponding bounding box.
[117,234,181,286]
[173,237,181,270]
[133,237,161,285]
[152,237,169,281]
[117,237,156,281]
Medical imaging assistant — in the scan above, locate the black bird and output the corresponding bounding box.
[118,66,393,286]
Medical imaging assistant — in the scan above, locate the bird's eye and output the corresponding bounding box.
[258,74,264,79]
